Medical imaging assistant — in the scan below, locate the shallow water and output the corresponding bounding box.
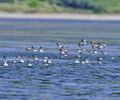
[0,18,120,100]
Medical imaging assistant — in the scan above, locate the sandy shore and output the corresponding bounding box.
[0,12,120,21]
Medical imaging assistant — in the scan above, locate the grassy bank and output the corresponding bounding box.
[0,0,120,14]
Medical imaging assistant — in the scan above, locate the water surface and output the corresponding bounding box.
[0,18,120,100]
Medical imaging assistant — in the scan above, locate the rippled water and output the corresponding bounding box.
[0,18,120,100]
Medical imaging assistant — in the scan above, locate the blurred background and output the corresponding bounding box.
[0,0,120,14]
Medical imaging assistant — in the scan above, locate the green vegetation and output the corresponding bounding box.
[0,0,120,13]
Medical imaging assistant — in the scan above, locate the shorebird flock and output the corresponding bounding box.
[0,39,116,67]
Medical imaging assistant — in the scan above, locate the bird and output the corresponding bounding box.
[78,49,83,54]
[17,56,25,63]
[43,57,52,66]
[32,55,39,61]
[27,60,33,67]
[31,46,38,52]
[75,56,80,64]
[58,45,68,58]
[32,55,39,64]
[2,56,9,67]
[85,57,90,64]
[56,43,64,48]
[25,47,31,52]
[81,58,90,64]
[38,47,44,52]
[11,60,17,67]
[111,56,115,60]
[3,60,9,67]
[91,40,97,53]
[97,57,103,64]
